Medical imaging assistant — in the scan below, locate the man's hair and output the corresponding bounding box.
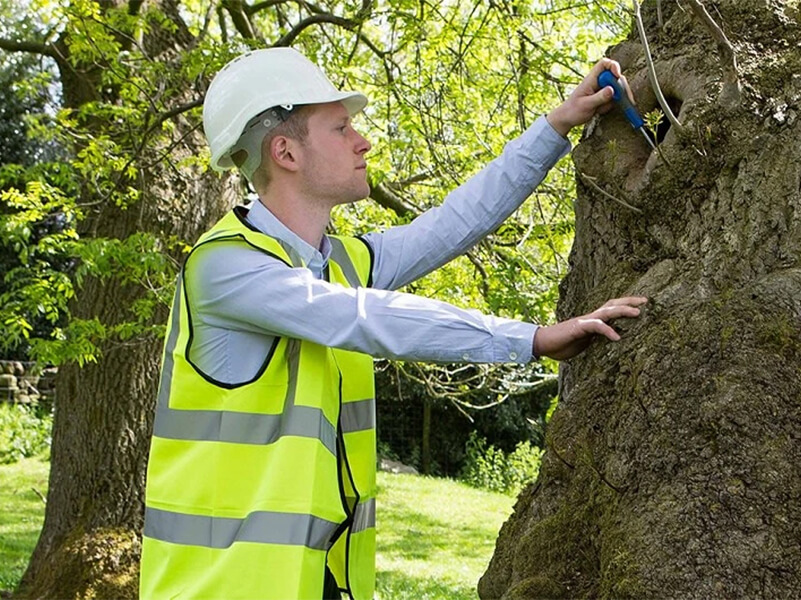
[232,106,312,191]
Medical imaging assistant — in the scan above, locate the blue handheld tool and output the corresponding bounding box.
[597,69,657,151]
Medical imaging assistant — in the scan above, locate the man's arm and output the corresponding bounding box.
[363,116,569,291]
[364,57,625,292]
[188,243,646,369]
[187,242,538,365]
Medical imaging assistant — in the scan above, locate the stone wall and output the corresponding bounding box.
[0,360,57,405]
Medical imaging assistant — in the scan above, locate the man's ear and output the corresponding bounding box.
[269,136,301,173]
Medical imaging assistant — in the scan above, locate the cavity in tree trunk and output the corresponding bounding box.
[481,1,801,597]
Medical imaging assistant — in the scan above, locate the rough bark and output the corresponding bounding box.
[15,2,237,598]
[481,1,801,598]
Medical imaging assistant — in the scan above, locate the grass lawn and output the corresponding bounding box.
[375,471,514,599]
[0,460,515,599]
[0,458,49,593]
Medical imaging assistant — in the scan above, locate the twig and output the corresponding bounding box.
[684,0,740,105]
[654,143,674,170]
[249,0,327,15]
[579,173,643,214]
[248,0,292,13]
[222,0,261,41]
[217,6,229,43]
[465,250,490,299]
[632,0,684,133]
[32,487,47,504]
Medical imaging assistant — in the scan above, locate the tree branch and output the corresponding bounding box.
[579,172,643,214]
[465,250,490,299]
[368,181,416,218]
[684,0,740,105]
[632,0,684,132]
[518,31,584,78]
[247,0,328,14]
[222,0,261,41]
[0,37,57,58]
[128,0,145,15]
[157,98,204,125]
[97,98,205,205]
[248,0,289,13]
[275,14,359,47]
[217,6,229,43]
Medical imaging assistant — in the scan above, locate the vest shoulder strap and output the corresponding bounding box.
[192,208,373,285]
[192,207,292,266]
[329,235,373,288]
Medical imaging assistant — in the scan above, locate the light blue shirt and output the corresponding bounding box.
[185,116,571,384]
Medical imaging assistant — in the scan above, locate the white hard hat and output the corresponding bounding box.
[203,47,368,176]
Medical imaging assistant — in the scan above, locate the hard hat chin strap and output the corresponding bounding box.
[228,104,296,181]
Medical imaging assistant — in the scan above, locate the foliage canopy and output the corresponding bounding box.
[0,0,627,402]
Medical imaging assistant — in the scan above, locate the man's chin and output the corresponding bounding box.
[350,184,372,203]
[334,188,370,207]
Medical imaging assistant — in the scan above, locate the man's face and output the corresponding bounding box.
[296,101,372,207]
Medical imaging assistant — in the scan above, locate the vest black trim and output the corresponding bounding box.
[354,235,375,288]
[182,232,291,390]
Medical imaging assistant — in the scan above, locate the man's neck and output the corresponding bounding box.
[256,189,331,251]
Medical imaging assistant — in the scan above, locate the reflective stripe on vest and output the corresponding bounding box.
[140,208,377,600]
[143,498,377,549]
[144,506,341,550]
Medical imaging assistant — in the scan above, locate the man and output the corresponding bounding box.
[139,47,646,600]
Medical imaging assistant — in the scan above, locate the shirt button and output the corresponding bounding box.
[462,353,470,360]
[509,352,518,360]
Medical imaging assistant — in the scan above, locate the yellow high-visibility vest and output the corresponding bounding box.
[140,207,377,599]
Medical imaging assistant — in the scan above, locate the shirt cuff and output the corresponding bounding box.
[490,320,539,363]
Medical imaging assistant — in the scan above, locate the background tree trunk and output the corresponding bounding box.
[422,400,431,474]
[15,2,237,597]
[18,172,236,600]
[481,1,801,597]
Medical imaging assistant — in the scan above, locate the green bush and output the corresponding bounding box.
[460,431,542,495]
[0,403,52,464]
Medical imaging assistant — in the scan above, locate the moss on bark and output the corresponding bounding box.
[16,528,140,600]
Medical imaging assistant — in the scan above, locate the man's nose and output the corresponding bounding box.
[355,131,371,154]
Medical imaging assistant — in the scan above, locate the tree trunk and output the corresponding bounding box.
[422,399,431,474]
[16,2,237,597]
[17,180,236,600]
[481,1,801,598]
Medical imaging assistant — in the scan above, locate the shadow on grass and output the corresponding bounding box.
[378,504,500,563]
[377,568,478,600]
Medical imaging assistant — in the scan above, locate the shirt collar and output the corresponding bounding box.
[245,199,331,267]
